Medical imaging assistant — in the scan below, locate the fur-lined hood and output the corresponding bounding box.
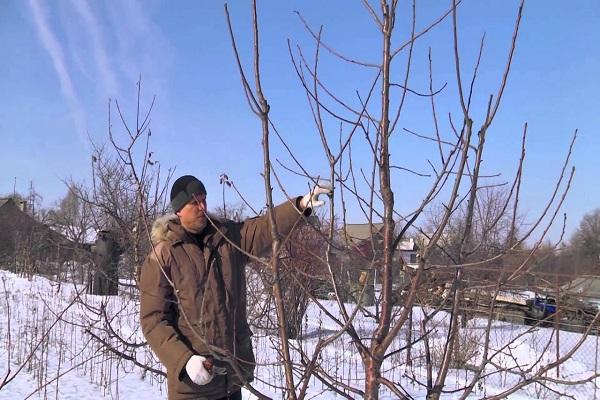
[150,214,178,244]
[150,213,227,244]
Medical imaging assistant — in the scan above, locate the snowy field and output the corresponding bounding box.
[1,269,599,399]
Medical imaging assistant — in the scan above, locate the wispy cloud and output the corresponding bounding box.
[106,1,172,101]
[28,0,170,143]
[70,0,119,98]
[28,0,88,145]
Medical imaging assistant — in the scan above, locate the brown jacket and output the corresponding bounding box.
[139,199,306,399]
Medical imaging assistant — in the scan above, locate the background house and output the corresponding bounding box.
[398,237,419,269]
[342,222,419,268]
[338,222,420,303]
[0,197,78,273]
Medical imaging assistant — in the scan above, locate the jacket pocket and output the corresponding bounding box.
[172,369,227,399]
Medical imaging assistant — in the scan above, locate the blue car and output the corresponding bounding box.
[532,296,557,315]
[525,296,557,325]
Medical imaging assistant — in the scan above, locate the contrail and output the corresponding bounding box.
[106,0,170,98]
[28,0,88,146]
[71,0,119,98]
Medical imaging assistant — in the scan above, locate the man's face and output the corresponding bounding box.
[177,193,207,233]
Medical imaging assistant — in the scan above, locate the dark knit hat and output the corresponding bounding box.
[170,175,207,212]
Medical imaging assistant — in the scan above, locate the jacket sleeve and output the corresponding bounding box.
[138,244,193,379]
[239,197,308,258]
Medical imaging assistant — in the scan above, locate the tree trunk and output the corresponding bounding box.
[365,358,382,399]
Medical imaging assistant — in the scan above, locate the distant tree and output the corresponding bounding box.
[48,185,94,244]
[426,187,520,277]
[527,243,577,286]
[571,208,600,267]
[211,202,249,223]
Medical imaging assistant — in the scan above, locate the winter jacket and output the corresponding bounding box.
[138,199,307,400]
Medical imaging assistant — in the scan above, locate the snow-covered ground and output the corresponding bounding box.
[1,270,599,399]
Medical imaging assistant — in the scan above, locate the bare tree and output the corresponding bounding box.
[49,80,177,389]
[66,83,172,284]
[222,0,594,399]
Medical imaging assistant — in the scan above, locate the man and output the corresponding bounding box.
[138,175,330,400]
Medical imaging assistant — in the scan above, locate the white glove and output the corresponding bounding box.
[300,181,332,210]
[185,355,213,386]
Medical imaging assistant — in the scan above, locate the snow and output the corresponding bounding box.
[1,269,599,399]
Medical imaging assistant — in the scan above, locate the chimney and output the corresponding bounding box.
[18,200,27,212]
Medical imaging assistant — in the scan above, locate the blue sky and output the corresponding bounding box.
[1,0,598,243]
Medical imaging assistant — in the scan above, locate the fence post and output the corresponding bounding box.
[554,271,560,378]
[595,328,598,400]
